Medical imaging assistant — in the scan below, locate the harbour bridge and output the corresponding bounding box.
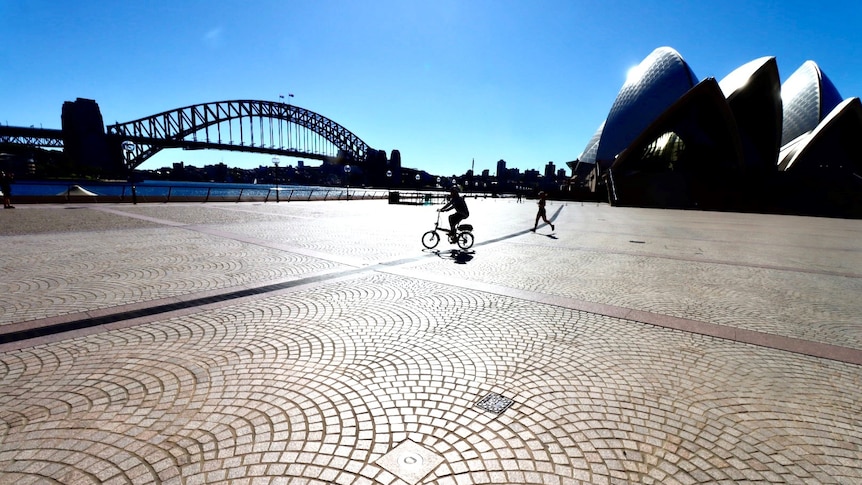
[0,98,394,180]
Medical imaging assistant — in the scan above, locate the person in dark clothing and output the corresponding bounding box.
[1,171,14,209]
[439,187,469,242]
[533,191,554,231]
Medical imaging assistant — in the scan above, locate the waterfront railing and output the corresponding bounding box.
[8,182,390,204]
[5,181,510,205]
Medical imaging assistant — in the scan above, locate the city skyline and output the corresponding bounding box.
[139,154,564,185]
[3,1,862,178]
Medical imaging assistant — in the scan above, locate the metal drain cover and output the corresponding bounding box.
[476,392,514,414]
[376,439,444,485]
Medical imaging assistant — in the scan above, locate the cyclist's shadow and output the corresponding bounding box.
[431,248,475,264]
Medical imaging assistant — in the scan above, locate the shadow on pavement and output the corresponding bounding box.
[426,248,475,264]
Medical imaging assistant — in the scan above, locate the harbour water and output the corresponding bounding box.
[5,180,362,200]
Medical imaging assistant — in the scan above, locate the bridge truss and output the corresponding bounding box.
[0,126,64,148]
[106,100,373,169]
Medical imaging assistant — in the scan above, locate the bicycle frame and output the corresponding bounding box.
[430,211,447,233]
[422,210,474,250]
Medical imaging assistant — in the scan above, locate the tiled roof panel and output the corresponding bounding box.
[596,47,697,165]
[781,61,844,145]
[718,56,774,99]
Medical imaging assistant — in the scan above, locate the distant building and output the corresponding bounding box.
[566,160,597,191]
[523,169,540,183]
[577,46,861,217]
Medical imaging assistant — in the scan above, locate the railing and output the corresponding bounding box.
[262,188,388,203]
[388,191,448,205]
[7,182,506,205]
[387,191,496,205]
[8,182,389,204]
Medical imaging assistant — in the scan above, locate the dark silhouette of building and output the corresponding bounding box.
[61,98,122,177]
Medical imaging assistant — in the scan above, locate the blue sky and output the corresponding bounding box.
[2,0,861,178]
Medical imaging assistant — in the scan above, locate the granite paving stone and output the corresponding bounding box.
[0,199,860,484]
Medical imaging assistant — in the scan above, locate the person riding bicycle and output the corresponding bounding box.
[439,186,469,242]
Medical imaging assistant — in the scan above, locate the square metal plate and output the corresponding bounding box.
[476,392,514,414]
[375,439,444,485]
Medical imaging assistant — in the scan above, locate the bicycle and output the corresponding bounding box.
[422,210,475,250]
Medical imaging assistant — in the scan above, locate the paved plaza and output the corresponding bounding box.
[0,198,860,484]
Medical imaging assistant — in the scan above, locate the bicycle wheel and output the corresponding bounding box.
[456,231,474,250]
[422,231,440,249]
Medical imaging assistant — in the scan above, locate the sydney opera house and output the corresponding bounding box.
[575,47,862,218]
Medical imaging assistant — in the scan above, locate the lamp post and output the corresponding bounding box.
[121,141,137,204]
[272,157,280,203]
[386,170,392,189]
[344,165,351,200]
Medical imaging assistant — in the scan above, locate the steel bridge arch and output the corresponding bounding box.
[106,100,372,169]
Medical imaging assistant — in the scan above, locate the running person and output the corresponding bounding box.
[533,191,554,231]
